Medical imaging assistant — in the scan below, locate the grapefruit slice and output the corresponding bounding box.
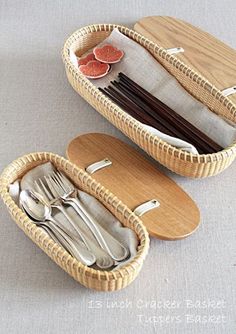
[93,44,124,63]
[79,60,110,79]
[78,53,95,66]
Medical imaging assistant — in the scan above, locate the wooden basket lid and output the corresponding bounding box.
[134,16,236,105]
[67,133,200,240]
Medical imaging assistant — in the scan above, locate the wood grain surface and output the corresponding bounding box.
[67,133,200,240]
[134,16,236,105]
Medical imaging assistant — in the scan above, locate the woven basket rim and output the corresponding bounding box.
[62,23,236,164]
[0,152,149,282]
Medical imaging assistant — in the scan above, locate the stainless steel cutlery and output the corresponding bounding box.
[45,171,129,261]
[20,169,129,269]
[34,178,92,250]
[20,189,96,266]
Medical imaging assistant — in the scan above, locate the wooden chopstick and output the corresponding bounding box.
[99,86,205,153]
[99,87,177,137]
[98,87,148,124]
[118,72,223,153]
[100,86,207,154]
[113,80,215,154]
[118,76,218,154]
[110,80,210,153]
[118,74,220,153]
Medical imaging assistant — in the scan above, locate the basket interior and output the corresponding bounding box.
[1,154,148,255]
[69,27,236,128]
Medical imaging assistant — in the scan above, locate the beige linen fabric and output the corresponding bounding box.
[81,28,236,149]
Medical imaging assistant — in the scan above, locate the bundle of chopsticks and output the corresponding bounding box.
[99,73,223,154]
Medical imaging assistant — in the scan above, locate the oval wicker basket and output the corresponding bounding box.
[62,24,236,178]
[0,152,149,291]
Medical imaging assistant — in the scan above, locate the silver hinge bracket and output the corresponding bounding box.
[133,199,160,217]
[166,47,184,55]
[222,86,236,97]
[86,158,112,174]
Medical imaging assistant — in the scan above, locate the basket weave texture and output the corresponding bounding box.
[0,152,149,291]
[62,24,236,178]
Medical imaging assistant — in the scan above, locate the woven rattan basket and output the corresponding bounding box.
[62,24,236,178]
[0,152,149,291]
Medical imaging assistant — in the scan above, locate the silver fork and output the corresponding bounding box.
[48,171,129,262]
[34,178,92,251]
[43,176,115,269]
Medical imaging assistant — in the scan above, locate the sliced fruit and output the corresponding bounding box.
[78,53,96,66]
[79,60,110,79]
[93,44,124,64]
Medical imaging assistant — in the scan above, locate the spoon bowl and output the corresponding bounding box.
[20,189,96,266]
[20,189,50,221]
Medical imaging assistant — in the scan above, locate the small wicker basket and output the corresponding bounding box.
[0,152,149,291]
[62,24,236,178]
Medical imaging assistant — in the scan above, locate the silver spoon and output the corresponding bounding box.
[22,187,114,270]
[20,189,96,266]
[20,204,96,264]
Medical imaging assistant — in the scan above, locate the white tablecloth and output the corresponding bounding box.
[0,1,235,333]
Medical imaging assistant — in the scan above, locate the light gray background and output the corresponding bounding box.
[0,1,235,333]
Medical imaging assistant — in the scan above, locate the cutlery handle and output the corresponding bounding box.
[67,197,129,261]
[47,216,96,266]
[41,225,65,248]
[54,205,91,250]
[55,211,114,269]
[41,225,77,257]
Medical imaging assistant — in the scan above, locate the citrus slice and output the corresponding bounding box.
[79,60,110,79]
[93,44,124,63]
[78,53,95,66]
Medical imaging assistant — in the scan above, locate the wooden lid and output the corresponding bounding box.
[134,16,236,105]
[67,133,200,240]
